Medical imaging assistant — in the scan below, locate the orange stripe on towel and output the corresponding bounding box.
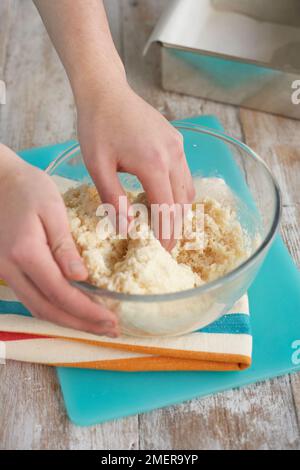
[51,355,251,372]
[56,335,251,366]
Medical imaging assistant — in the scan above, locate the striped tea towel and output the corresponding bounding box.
[0,282,252,371]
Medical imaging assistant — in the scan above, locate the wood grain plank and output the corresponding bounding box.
[103,0,123,59]
[0,361,138,450]
[281,204,300,268]
[139,376,300,450]
[291,374,300,430]
[0,0,75,150]
[239,110,300,206]
[0,0,11,77]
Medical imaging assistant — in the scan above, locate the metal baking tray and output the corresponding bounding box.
[145,0,300,119]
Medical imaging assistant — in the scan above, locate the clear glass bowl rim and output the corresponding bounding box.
[46,122,282,303]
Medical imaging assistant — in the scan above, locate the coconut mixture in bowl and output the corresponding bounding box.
[47,123,280,336]
[63,178,252,295]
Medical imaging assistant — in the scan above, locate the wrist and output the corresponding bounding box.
[72,59,128,111]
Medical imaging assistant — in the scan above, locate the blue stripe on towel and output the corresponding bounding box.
[0,300,251,335]
[0,301,31,317]
[198,314,251,335]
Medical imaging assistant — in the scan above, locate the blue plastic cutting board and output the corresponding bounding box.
[18,115,300,426]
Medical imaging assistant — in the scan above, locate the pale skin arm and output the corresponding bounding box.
[33,0,195,248]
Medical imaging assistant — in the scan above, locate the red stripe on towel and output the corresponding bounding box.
[0,331,50,341]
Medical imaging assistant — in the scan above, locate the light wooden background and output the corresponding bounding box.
[0,0,299,450]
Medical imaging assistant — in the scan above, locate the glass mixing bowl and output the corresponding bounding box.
[46,123,281,337]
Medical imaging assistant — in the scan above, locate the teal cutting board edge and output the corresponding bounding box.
[16,115,300,426]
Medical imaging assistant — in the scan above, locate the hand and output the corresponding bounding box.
[0,144,119,337]
[77,84,195,249]
[34,0,195,248]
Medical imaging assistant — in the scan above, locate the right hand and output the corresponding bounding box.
[0,144,119,337]
[77,84,195,250]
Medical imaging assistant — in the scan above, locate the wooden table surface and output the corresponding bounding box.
[0,0,299,450]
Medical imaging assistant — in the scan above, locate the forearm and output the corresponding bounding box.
[33,0,127,107]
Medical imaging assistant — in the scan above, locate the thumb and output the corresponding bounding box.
[42,204,88,281]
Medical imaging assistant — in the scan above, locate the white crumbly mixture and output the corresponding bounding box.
[63,178,251,295]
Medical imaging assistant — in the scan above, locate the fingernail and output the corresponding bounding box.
[95,327,117,337]
[107,332,118,339]
[69,260,87,275]
[105,331,119,338]
[127,207,134,223]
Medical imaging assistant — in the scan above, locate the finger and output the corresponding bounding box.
[14,238,118,326]
[4,266,119,337]
[170,162,197,248]
[87,159,129,235]
[41,205,88,281]
[136,166,175,250]
[170,156,195,204]
[182,158,196,202]
[169,158,193,237]
[170,166,187,204]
